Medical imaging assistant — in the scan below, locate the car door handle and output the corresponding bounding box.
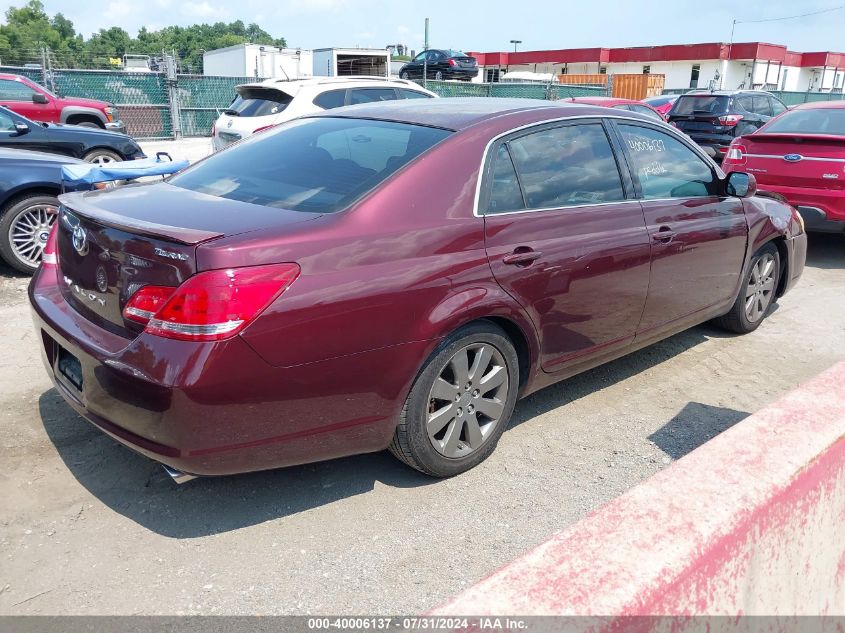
[652,227,677,242]
[502,249,542,266]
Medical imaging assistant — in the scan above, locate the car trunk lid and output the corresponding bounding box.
[739,133,845,190]
[668,94,732,133]
[56,183,320,338]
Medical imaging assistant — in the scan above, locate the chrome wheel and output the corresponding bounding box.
[87,153,117,165]
[744,252,776,323]
[9,203,56,268]
[427,343,509,458]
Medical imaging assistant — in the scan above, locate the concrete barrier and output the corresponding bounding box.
[432,361,845,616]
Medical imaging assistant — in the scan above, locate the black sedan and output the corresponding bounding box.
[0,105,145,164]
[0,148,92,273]
[399,50,479,81]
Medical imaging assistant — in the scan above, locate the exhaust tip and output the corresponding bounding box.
[163,464,197,484]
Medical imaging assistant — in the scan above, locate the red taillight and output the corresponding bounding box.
[123,285,176,324]
[123,263,300,341]
[724,143,747,166]
[448,59,456,67]
[41,223,59,268]
[718,114,743,127]
[253,124,277,134]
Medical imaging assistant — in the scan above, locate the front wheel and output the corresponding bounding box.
[400,71,410,79]
[713,243,780,334]
[389,322,519,477]
[434,70,444,81]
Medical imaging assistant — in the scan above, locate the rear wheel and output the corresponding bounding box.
[83,148,122,164]
[434,70,444,81]
[389,322,519,477]
[713,243,780,334]
[0,194,59,274]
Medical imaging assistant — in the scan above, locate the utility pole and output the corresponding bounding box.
[423,17,429,88]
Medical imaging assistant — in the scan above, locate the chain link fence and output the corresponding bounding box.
[1,64,248,139]
[420,80,609,100]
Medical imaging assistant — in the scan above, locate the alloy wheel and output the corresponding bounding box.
[744,252,776,323]
[89,154,116,165]
[426,343,509,458]
[9,203,57,268]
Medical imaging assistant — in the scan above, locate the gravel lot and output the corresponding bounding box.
[1,233,843,615]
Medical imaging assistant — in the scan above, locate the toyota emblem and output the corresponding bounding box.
[72,225,89,256]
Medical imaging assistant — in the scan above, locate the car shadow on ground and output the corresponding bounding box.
[806,232,845,270]
[38,317,736,538]
[0,260,27,280]
[648,402,748,460]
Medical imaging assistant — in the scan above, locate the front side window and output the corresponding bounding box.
[349,88,398,104]
[0,79,36,101]
[0,110,15,131]
[170,117,451,213]
[399,89,431,100]
[618,124,719,199]
[506,123,625,209]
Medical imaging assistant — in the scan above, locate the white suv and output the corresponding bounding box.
[211,76,437,151]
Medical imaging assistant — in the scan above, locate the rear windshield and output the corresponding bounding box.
[672,95,730,115]
[763,107,845,135]
[170,117,451,213]
[225,87,293,117]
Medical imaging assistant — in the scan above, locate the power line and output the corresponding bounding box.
[735,3,845,24]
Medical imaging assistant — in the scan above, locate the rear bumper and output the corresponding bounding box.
[757,183,845,231]
[28,267,425,477]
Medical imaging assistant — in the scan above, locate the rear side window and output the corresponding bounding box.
[226,88,293,117]
[170,117,451,213]
[618,124,718,199]
[313,89,347,109]
[349,88,398,104]
[507,123,625,209]
[771,99,787,115]
[752,95,772,117]
[672,95,730,115]
[763,107,845,135]
[627,104,664,120]
[486,145,525,214]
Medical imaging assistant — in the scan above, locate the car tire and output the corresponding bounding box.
[388,321,519,477]
[0,194,59,274]
[434,71,443,81]
[75,121,102,129]
[83,148,122,164]
[713,242,780,334]
[400,71,410,79]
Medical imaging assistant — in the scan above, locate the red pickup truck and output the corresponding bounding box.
[0,73,125,133]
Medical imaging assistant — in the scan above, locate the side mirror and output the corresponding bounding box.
[14,122,29,135]
[32,93,49,104]
[726,171,757,198]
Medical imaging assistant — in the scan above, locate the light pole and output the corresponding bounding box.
[510,39,522,53]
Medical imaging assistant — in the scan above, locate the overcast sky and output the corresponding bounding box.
[2,0,844,53]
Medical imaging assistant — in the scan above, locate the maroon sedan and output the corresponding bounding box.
[565,96,665,121]
[30,99,807,482]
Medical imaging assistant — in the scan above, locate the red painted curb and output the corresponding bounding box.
[431,361,845,616]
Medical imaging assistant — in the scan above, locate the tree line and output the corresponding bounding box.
[0,0,287,72]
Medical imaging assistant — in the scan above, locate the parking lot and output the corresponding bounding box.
[0,233,843,615]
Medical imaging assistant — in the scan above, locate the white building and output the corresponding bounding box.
[468,42,845,93]
[203,44,313,80]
